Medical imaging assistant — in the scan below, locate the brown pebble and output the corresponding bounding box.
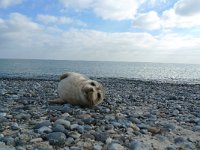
[148,127,161,135]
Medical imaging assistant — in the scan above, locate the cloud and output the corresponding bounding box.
[133,0,200,30]
[0,0,23,8]
[162,8,200,29]
[37,14,87,27]
[174,0,200,16]
[133,11,161,30]
[59,0,93,10]
[93,0,140,20]
[1,12,200,64]
[59,0,143,20]
[37,15,73,24]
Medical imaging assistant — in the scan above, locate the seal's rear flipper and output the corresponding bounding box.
[48,98,66,104]
[60,73,70,81]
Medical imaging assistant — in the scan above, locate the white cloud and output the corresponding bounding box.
[133,0,200,30]
[59,0,93,10]
[1,13,200,64]
[174,0,200,16]
[59,0,144,20]
[133,11,161,30]
[93,0,139,20]
[4,13,40,31]
[37,15,73,24]
[162,8,200,29]
[37,14,87,27]
[0,0,23,8]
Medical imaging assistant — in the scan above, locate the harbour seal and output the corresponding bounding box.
[49,72,105,107]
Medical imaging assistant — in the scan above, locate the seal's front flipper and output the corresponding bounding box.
[48,98,65,104]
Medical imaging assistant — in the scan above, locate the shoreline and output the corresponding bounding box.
[1,75,200,85]
[0,77,200,149]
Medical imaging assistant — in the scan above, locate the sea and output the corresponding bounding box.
[0,59,200,84]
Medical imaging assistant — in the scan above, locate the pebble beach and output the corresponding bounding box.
[0,77,200,150]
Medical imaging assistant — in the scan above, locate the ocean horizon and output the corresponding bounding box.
[0,58,200,83]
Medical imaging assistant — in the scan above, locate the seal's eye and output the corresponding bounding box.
[97,93,101,99]
[90,82,96,86]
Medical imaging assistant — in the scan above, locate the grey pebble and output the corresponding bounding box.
[165,146,176,150]
[0,147,16,150]
[52,124,67,133]
[192,125,200,131]
[11,123,19,130]
[37,126,52,134]
[0,116,8,123]
[162,123,176,131]
[137,123,149,129]
[47,132,66,146]
[34,120,51,129]
[172,109,179,116]
[174,137,185,144]
[54,119,71,129]
[16,146,26,150]
[93,144,102,150]
[129,140,153,150]
[3,137,15,146]
[66,137,74,146]
[0,113,7,117]
[69,146,81,150]
[94,132,109,143]
[108,143,125,150]
[69,131,81,139]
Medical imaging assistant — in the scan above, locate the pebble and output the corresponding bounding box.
[174,137,185,144]
[0,113,7,117]
[1,78,200,149]
[3,137,15,146]
[34,120,51,129]
[107,143,125,150]
[47,132,66,146]
[81,133,95,140]
[30,138,43,143]
[15,113,31,120]
[137,123,149,129]
[54,119,71,129]
[147,127,161,135]
[66,137,74,146]
[129,140,152,150]
[37,126,52,134]
[69,146,81,150]
[52,124,67,133]
[10,123,19,130]
[192,125,200,131]
[166,146,176,150]
[94,132,109,143]
[69,131,81,139]
[93,144,102,150]
[162,122,176,131]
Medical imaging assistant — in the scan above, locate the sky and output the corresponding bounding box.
[0,0,200,64]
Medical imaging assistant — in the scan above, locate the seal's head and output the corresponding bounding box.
[82,80,104,107]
